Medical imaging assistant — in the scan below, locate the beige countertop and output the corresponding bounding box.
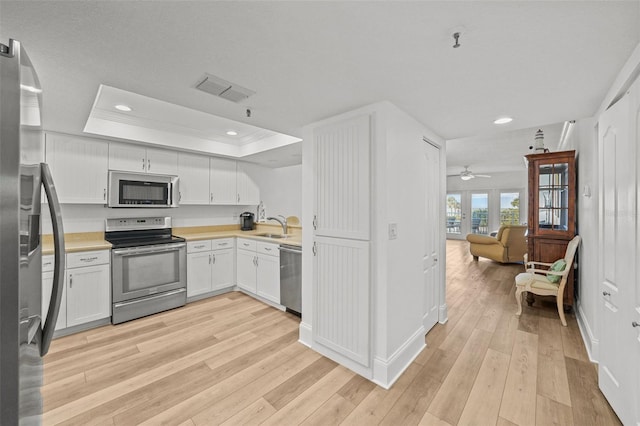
[42,232,112,255]
[174,223,302,247]
[42,223,301,255]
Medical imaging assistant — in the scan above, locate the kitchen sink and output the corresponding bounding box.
[256,233,289,239]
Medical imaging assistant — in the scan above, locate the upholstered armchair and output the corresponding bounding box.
[515,235,581,326]
[466,225,528,263]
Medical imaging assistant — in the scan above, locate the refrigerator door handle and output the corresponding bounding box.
[40,162,65,356]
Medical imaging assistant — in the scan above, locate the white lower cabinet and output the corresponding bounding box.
[236,245,258,294]
[42,256,66,331]
[65,250,110,327]
[187,239,234,298]
[235,239,280,304]
[42,250,110,331]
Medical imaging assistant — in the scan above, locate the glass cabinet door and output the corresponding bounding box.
[538,162,569,231]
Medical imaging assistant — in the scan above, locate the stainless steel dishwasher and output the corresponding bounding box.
[278,244,301,316]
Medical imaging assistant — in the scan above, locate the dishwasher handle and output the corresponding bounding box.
[278,245,302,254]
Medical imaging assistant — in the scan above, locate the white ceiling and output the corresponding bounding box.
[446,122,565,176]
[1,1,639,168]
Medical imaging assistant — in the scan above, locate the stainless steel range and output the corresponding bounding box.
[105,217,186,324]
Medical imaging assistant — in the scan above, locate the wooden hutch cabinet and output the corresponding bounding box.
[525,150,577,309]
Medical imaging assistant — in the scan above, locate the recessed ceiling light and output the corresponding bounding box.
[226,130,238,136]
[493,117,513,125]
[115,104,132,112]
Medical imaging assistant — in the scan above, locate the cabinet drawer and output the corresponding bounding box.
[237,238,257,251]
[212,238,234,250]
[42,255,55,272]
[67,250,110,268]
[187,240,212,253]
[257,242,279,257]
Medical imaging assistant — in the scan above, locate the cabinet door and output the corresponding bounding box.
[109,142,147,173]
[313,236,370,366]
[66,264,110,327]
[236,249,257,293]
[187,251,213,297]
[146,147,178,175]
[257,253,280,304]
[210,157,237,204]
[314,115,370,240]
[237,162,260,205]
[212,249,234,291]
[178,153,210,205]
[45,134,108,204]
[42,271,67,330]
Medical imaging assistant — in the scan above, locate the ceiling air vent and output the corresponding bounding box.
[195,73,255,103]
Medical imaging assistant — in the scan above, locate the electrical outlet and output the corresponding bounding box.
[388,223,398,240]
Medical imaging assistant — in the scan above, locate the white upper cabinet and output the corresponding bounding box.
[178,153,210,205]
[109,143,178,175]
[236,162,260,205]
[146,147,178,175]
[314,115,370,240]
[209,157,238,205]
[45,133,109,204]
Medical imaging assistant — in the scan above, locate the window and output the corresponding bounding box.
[500,192,520,225]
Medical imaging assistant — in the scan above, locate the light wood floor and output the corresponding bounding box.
[43,240,620,425]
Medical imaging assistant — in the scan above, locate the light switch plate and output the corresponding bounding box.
[389,223,398,240]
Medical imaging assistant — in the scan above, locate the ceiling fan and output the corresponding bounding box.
[453,166,491,181]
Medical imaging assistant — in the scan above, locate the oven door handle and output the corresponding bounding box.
[112,242,186,256]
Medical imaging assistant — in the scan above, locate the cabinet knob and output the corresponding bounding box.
[103,188,106,200]
[142,158,145,170]
[69,274,73,288]
[148,159,151,170]
[603,291,611,296]
[212,254,216,264]
[633,321,640,328]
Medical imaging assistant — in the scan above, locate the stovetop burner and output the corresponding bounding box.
[104,216,185,249]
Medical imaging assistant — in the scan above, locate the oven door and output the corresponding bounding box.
[111,242,186,303]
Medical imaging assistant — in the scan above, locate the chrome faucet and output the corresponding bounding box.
[267,215,288,235]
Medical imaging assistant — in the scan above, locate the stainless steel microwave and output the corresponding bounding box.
[108,170,179,208]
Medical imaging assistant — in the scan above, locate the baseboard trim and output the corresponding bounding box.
[372,326,426,389]
[298,321,312,348]
[576,301,599,363]
[439,303,449,324]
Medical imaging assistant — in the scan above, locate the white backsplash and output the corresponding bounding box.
[41,204,245,234]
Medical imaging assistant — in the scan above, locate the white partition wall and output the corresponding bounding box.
[301,101,446,388]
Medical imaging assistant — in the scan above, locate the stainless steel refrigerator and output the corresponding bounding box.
[1,39,65,425]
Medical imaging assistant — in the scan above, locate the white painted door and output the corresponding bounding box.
[313,236,370,366]
[209,157,237,205]
[45,134,108,204]
[237,162,260,205]
[630,75,640,426]
[145,147,178,175]
[236,249,257,293]
[66,264,110,327]
[314,115,370,240]
[423,140,440,331]
[256,253,280,304]
[109,142,147,173]
[598,91,637,425]
[177,153,210,205]
[187,251,213,297]
[211,249,234,291]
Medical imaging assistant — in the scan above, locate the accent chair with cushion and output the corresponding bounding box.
[466,224,527,263]
[515,235,581,326]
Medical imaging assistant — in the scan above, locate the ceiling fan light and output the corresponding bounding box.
[461,175,473,181]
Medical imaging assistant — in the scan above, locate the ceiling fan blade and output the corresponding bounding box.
[475,174,491,178]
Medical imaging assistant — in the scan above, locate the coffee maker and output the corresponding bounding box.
[240,212,255,231]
